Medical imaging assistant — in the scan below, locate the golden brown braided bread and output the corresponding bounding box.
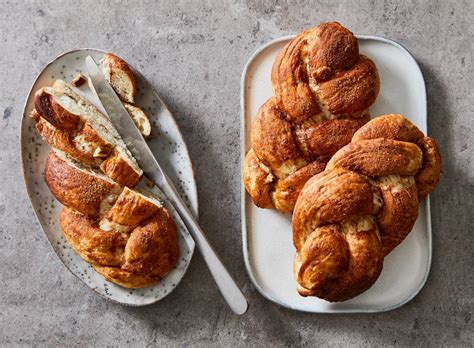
[292,114,441,301]
[30,55,179,288]
[243,22,380,212]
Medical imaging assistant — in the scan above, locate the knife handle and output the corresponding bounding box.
[159,175,248,315]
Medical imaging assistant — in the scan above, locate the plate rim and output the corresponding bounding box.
[240,34,432,313]
[20,48,199,306]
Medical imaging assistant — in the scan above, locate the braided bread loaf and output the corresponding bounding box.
[292,114,441,301]
[243,22,380,212]
[30,55,179,288]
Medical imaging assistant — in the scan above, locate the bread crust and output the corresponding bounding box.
[242,150,273,209]
[102,53,137,103]
[326,138,423,177]
[300,114,370,160]
[60,208,128,266]
[100,149,141,188]
[100,187,161,232]
[32,110,98,165]
[44,150,122,217]
[61,206,179,289]
[34,88,82,131]
[271,22,379,122]
[350,114,441,199]
[292,114,441,301]
[251,98,307,178]
[32,109,113,166]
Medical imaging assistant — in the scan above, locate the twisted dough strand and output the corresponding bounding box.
[244,22,380,212]
[292,114,441,301]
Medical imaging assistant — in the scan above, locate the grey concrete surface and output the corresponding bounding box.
[0,0,472,346]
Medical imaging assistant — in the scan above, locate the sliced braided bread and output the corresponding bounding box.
[31,55,179,288]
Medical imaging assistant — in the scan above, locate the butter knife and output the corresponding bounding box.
[86,56,248,315]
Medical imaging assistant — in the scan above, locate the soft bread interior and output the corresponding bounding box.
[52,80,142,178]
[109,71,135,103]
[133,188,164,208]
[123,102,151,138]
[100,54,136,104]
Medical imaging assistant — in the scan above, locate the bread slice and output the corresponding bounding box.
[46,149,165,228]
[99,187,162,233]
[101,53,136,103]
[33,79,142,187]
[123,102,151,138]
[44,149,123,217]
[31,110,101,166]
[99,53,152,138]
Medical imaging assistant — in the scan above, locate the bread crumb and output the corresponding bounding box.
[93,147,109,158]
[72,73,87,87]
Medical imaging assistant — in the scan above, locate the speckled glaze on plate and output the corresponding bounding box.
[20,49,197,306]
[241,35,432,313]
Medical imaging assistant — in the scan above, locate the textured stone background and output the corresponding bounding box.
[0,0,472,346]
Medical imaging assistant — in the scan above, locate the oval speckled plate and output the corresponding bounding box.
[20,49,197,306]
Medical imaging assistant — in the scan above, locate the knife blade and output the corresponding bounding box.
[86,56,248,315]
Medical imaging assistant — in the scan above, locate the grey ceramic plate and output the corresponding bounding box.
[21,49,197,306]
[241,35,432,313]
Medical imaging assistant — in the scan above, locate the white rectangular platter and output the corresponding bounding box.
[241,35,431,313]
